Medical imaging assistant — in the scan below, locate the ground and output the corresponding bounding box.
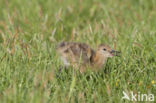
[0,0,156,103]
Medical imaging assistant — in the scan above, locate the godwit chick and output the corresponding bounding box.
[56,42,120,73]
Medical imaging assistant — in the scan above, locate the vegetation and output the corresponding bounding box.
[0,0,156,102]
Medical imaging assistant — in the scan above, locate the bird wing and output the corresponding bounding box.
[57,42,95,64]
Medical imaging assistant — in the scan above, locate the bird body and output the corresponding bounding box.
[56,42,119,73]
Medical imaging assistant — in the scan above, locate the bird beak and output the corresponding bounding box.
[110,50,120,56]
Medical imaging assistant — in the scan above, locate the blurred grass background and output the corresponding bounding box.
[0,0,156,102]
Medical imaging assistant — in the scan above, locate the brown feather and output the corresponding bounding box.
[57,42,119,73]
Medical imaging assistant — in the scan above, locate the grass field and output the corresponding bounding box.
[0,0,156,102]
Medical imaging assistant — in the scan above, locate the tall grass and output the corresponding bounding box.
[0,0,156,102]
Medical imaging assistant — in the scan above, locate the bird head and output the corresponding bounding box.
[97,44,120,58]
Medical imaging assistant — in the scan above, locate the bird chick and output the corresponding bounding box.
[56,42,120,73]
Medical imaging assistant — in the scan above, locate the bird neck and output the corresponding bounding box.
[90,51,107,68]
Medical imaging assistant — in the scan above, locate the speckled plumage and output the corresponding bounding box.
[57,42,119,73]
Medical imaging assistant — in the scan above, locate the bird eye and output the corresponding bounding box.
[103,48,106,51]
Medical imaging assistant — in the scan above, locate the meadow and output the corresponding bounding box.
[0,0,156,102]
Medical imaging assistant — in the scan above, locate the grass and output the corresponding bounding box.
[0,0,156,102]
